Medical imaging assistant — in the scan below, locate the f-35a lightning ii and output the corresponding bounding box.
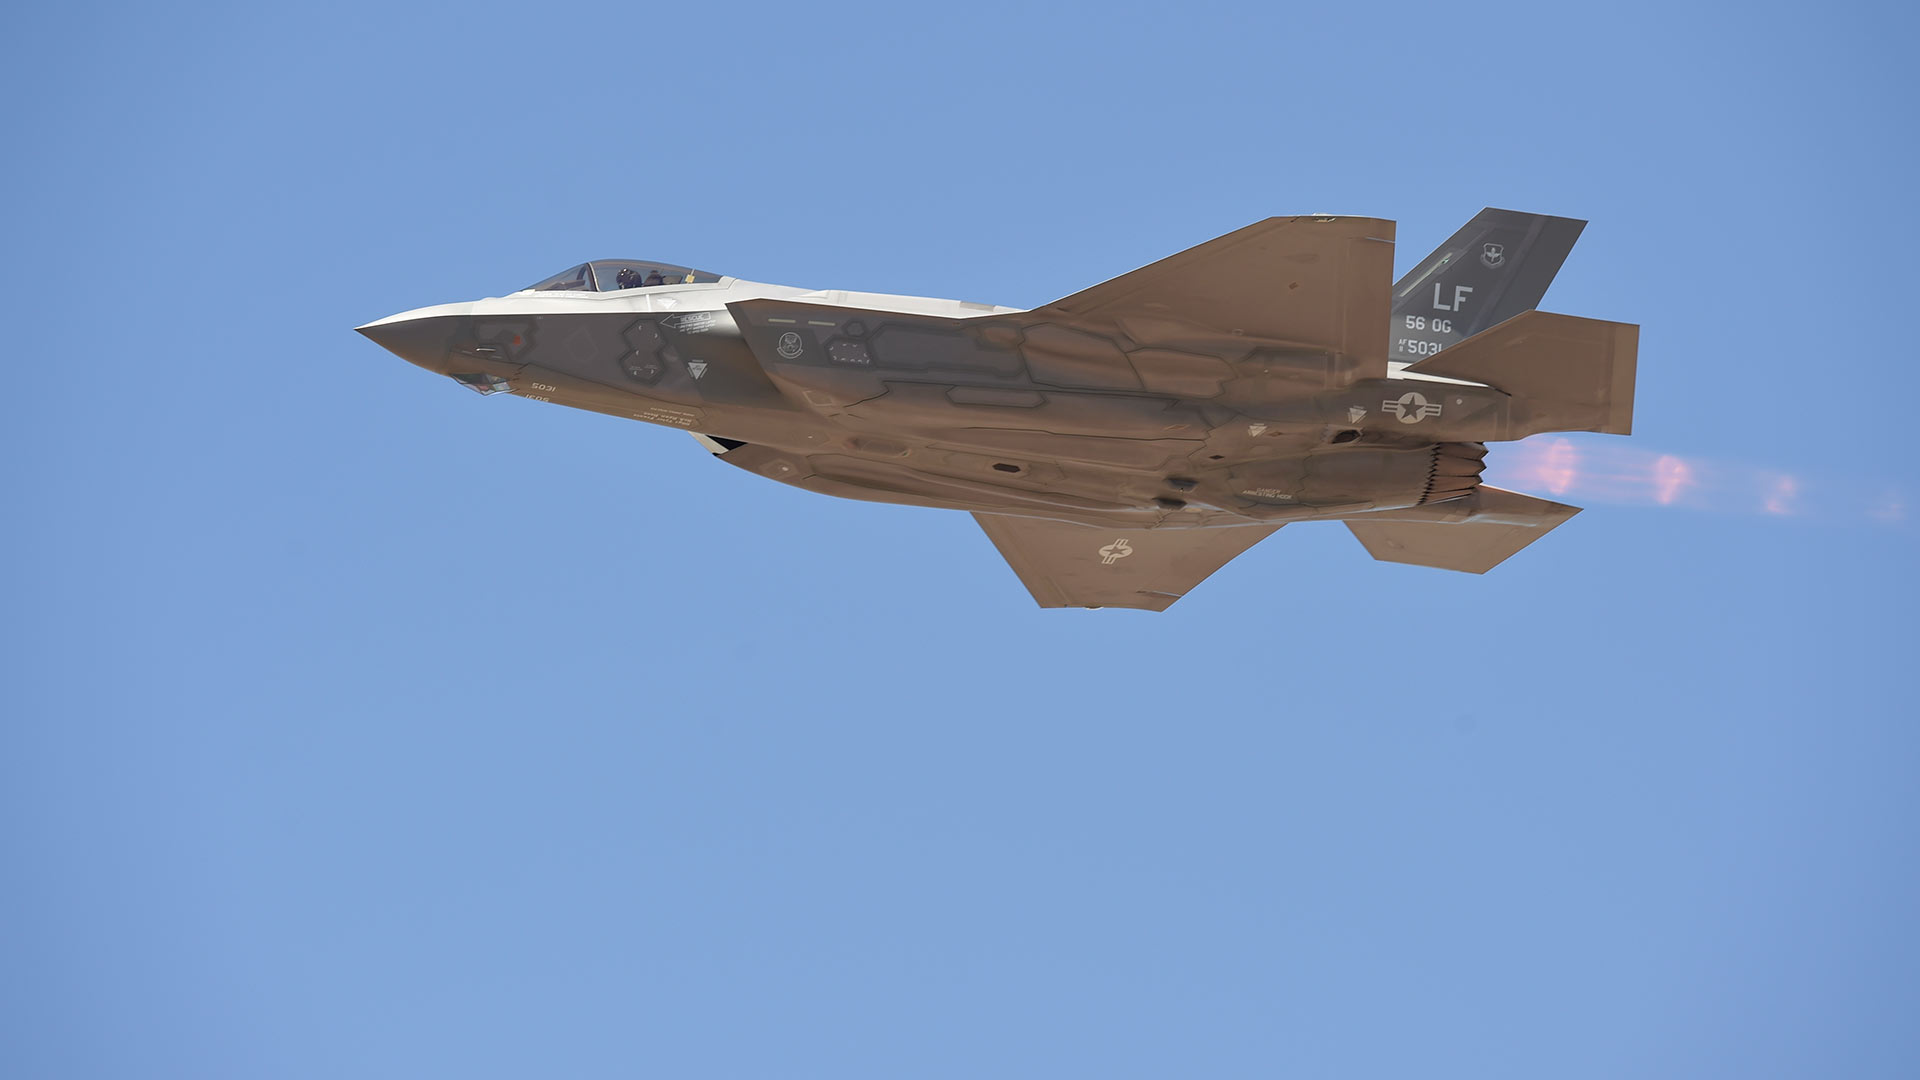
[360,209,1635,610]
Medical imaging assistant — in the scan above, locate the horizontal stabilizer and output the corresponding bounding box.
[975,514,1280,611]
[1344,486,1580,574]
[1407,310,1638,436]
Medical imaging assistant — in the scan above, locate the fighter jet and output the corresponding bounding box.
[360,209,1635,610]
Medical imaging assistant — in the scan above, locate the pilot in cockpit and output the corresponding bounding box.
[524,261,720,294]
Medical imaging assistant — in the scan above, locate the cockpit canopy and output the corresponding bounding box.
[522,260,723,293]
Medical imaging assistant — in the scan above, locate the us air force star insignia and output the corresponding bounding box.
[775,332,804,360]
[1381,391,1443,425]
[1481,242,1505,269]
[1098,538,1133,565]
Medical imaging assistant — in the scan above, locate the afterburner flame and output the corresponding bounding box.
[1486,436,1903,526]
[1652,455,1693,505]
[1763,475,1799,516]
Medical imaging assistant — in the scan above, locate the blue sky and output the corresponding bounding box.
[4,2,1915,1077]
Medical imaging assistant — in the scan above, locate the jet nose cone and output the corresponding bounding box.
[356,313,454,373]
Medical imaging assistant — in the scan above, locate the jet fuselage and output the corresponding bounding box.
[361,277,1515,530]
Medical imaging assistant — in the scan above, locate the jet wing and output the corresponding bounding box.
[974,514,1281,611]
[1033,215,1396,375]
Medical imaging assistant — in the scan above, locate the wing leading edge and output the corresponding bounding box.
[974,515,1281,611]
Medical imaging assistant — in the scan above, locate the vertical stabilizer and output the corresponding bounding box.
[1391,208,1586,363]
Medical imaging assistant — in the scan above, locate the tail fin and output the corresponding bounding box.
[1391,208,1586,364]
[1344,486,1581,574]
[1407,310,1639,436]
